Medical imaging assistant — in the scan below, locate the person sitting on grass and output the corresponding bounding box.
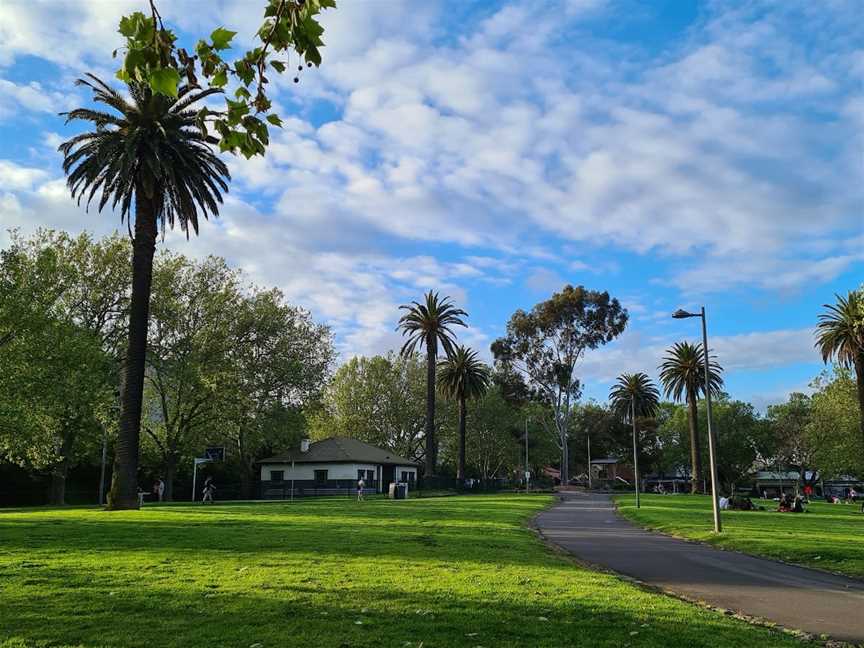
[777,493,792,512]
[792,495,806,513]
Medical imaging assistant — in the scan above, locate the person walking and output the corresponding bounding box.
[202,476,215,504]
[357,477,365,501]
[154,477,165,502]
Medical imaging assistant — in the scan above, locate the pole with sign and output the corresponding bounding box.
[192,457,212,502]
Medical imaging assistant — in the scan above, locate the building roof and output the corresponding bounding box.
[259,437,420,467]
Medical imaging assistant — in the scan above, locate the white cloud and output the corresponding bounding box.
[578,327,819,385]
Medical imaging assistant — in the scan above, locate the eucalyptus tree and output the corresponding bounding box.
[437,346,491,480]
[58,0,336,509]
[397,291,468,477]
[492,285,628,483]
[609,372,661,507]
[816,290,864,455]
[659,342,724,493]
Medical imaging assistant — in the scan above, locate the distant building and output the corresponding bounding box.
[258,437,420,499]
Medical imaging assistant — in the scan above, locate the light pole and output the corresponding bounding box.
[524,417,530,494]
[631,400,640,509]
[586,430,592,489]
[672,307,722,533]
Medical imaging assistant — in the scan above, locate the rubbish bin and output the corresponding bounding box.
[388,482,408,500]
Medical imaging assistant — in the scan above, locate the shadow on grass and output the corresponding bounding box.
[0,567,799,648]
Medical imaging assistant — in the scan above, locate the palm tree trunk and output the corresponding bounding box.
[457,394,466,480]
[107,193,157,510]
[855,353,864,457]
[424,342,437,478]
[688,386,702,494]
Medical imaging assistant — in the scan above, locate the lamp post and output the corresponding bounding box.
[524,417,530,494]
[631,400,640,509]
[672,306,722,534]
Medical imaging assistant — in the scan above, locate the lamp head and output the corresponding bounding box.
[672,308,698,319]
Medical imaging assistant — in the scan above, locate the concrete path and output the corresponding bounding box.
[535,491,864,643]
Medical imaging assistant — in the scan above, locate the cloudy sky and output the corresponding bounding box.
[0,0,862,407]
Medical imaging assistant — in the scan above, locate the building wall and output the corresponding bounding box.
[260,462,379,482]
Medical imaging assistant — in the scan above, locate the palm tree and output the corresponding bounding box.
[397,291,467,477]
[659,342,724,493]
[609,372,660,508]
[59,75,229,509]
[816,290,864,453]
[437,346,491,480]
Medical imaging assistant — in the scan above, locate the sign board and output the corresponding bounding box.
[525,471,531,480]
[205,446,225,462]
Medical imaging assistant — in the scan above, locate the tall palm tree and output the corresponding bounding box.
[397,291,467,477]
[816,290,864,453]
[437,346,491,480]
[659,342,724,494]
[609,372,660,508]
[59,75,229,509]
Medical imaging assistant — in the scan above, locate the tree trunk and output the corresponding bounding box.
[49,424,76,505]
[240,466,254,500]
[688,386,702,494]
[424,341,437,478]
[855,354,864,459]
[107,193,157,510]
[163,455,177,502]
[560,429,570,485]
[457,394,466,480]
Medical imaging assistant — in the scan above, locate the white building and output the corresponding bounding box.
[258,437,419,497]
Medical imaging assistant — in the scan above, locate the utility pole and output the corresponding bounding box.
[524,417,530,494]
[631,400,640,508]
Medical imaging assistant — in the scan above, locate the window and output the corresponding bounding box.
[400,471,409,482]
[314,470,328,484]
[357,469,365,481]
[269,470,284,482]
[366,470,375,482]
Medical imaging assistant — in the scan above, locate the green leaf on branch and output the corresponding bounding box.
[149,67,181,97]
[266,114,283,127]
[270,60,285,73]
[210,27,237,51]
[212,69,228,88]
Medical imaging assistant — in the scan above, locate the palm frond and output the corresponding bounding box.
[59,74,230,234]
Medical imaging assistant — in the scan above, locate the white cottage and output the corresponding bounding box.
[258,437,419,498]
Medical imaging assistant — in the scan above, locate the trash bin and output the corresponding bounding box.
[388,482,408,500]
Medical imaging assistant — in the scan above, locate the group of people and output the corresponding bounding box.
[718,495,764,511]
[777,493,807,513]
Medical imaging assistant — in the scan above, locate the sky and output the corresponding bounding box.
[0,0,862,409]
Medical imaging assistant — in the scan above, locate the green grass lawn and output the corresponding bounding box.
[615,494,864,579]
[0,494,806,648]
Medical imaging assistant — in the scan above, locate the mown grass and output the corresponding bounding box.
[0,494,805,647]
[615,494,864,579]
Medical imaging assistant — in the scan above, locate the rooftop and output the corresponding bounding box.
[259,437,419,467]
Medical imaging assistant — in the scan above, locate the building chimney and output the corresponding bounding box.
[300,438,310,453]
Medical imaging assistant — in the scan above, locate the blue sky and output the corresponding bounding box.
[0,0,862,408]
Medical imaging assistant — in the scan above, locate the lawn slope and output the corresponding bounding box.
[0,495,804,647]
[615,494,864,579]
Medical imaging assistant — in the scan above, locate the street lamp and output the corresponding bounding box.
[631,400,640,509]
[672,306,722,534]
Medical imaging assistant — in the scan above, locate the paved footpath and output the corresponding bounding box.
[535,491,864,643]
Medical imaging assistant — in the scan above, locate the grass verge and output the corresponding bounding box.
[614,493,864,579]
